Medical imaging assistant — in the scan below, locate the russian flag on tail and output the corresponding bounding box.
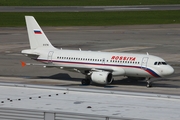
[34,29,42,34]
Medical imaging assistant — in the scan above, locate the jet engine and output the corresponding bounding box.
[91,71,113,85]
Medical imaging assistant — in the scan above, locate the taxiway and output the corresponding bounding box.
[0,5,180,12]
[0,24,180,95]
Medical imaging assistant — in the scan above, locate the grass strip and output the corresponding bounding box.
[0,0,180,6]
[0,11,179,27]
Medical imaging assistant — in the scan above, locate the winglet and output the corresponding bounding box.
[21,61,26,67]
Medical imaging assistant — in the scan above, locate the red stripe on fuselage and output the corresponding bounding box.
[36,59,160,77]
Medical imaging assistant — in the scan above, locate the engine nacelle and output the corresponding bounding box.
[91,71,113,85]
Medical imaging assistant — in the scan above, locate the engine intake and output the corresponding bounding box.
[91,71,113,85]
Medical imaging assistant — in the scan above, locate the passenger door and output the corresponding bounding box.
[141,57,148,70]
[47,51,54,63]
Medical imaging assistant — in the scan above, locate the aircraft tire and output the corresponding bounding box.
[147,84,152,88]
[81,79,91,85]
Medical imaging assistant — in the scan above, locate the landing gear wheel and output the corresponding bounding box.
[147,83,152,88]
[81,79,91,85]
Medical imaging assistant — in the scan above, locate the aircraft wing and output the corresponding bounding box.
[21,61,114,73]
[90,68,114,72]
[59,67,114,74]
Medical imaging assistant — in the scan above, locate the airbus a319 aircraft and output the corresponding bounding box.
[22,16,174,87]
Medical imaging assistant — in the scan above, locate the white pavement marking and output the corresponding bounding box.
[105,8,150,11]
[152,53,180,62]
[0,44,29,52]
[102,46,152,52]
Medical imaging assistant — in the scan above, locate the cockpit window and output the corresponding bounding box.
[158,62,161,65]
[154,61,167,65]
[162,62,167,65]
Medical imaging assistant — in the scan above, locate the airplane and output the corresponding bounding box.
[21,16,174,87]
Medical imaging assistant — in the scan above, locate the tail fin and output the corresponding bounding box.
[25,16,54,49]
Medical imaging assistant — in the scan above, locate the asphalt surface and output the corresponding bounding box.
[0,24,180,95]
[0,5,180,12]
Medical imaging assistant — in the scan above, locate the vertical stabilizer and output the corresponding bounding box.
[25,16,54,49]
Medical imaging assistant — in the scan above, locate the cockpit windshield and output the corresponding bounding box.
[154,62,167,65]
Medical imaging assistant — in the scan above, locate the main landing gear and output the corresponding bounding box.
[81,75,91,85]
[81,79,91,85]
[146,78,152,88]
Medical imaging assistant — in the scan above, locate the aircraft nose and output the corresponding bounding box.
[161,65,174,76]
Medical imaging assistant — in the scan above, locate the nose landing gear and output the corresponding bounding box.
[146,78,152,88]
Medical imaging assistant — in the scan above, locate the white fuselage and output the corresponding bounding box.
[25,48,174,78]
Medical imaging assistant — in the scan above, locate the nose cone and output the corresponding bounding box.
[161,65,174,76]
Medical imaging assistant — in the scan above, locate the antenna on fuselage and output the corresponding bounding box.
[146,52,149,55]
[79,48,81,51]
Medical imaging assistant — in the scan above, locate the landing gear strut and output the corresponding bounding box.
[146,78,152,88]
